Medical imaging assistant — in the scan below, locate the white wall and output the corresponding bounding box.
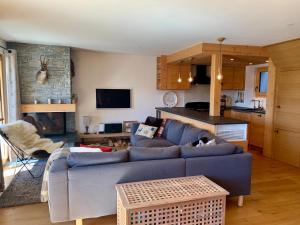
[184,84,210,103]
[72,49,185,132]
[222,63,268,109]
[0,38,6,48]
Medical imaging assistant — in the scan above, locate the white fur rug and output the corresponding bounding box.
[1,120,64,155]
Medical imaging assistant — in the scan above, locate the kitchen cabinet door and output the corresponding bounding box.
[232,67,245,90]
[250,113,265,148]
[222,66,234,90]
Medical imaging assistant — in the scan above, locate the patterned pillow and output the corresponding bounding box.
[135,124,158,138]
[156,119,167,137]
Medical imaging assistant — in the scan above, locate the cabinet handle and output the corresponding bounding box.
[257,114,262,117]
[276,105,281,109]
[274,129,279,134]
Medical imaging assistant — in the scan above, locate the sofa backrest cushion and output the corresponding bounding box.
[181,143,240,158]
[179,125,208,145]
[162,120,186,145]
[129,146,180,161]
[67,150,128,167]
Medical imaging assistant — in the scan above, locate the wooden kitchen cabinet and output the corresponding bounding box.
[226,110,265,148]
[249,113,265,148]
[157,56,191,90]
[222,66,245,90]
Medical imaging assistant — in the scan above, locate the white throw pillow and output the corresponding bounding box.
[135,124,158,138]
[196,139,216,147]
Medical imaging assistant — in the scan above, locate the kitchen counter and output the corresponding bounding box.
[156,107,248,125]
[226,106,266,114]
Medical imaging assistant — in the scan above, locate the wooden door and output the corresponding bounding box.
[273,70,300,167]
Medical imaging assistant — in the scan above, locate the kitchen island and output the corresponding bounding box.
[156,107,249,151]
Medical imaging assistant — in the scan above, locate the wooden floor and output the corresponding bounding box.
[0,151,300,225]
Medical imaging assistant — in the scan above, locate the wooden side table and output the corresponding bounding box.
[79,132,131,144]
[116,176,229,225]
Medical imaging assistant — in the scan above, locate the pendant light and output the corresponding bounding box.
[177,62,182,83]
[188,72,193,83]
[217,37,225,81]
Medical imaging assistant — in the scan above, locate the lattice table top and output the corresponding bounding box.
[116,176,229,209]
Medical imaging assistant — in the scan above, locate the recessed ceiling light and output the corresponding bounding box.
[230,58,234,61]
[249,62,253,65]
[265,60,269,63]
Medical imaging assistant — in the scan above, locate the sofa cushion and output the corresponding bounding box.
[179,125,205,145]
[135,137,174,147]
[145,116,163,136]
[135,124,158,138]
[67,150,128,167]
[130,134,148,146]
[181,143,239,158]
[163,120,186,145]
[129,146,180,161]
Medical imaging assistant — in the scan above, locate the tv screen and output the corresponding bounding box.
[96,89,131,108]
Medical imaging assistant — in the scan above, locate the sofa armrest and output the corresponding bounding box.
[48,158,69,222]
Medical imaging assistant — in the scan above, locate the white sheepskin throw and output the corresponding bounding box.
[1,120,64,155]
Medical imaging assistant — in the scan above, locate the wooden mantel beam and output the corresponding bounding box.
[167,42,269,63]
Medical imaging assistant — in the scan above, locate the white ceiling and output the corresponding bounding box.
[0,0,299,55]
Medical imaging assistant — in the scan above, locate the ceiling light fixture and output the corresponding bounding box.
[230,58,234,61]
[217,37,226,81]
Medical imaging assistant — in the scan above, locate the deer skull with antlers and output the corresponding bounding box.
[36,55,49,84]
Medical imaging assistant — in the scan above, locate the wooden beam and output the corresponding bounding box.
[166,42,269,63]
[209,54,221,116]
[202,43,269,57]
[166,43,204,63]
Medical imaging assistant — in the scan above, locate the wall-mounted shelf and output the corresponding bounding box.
[21,104,76,113]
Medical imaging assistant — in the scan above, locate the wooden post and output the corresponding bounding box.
[238,196,244,207]
[263,58,276,158]
[76,219,83,225]
[209,53,222,116]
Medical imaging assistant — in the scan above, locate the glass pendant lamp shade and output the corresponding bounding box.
[188,72,193,82]
[217,37,225,81]
[177,73,182,83]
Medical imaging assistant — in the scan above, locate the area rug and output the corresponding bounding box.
[0,160,46,208]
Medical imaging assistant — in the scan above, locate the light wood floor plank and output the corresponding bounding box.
[0,151,299,225]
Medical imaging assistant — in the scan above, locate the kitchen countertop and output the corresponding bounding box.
[226,106,266,114]
[156,107,248,125]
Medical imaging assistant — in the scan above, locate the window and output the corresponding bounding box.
[255,67,268,97]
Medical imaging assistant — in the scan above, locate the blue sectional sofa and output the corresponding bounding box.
[48,119,252,223]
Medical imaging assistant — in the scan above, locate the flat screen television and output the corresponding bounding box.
[96,89,131,108]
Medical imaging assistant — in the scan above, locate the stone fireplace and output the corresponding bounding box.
[8,42,76,133]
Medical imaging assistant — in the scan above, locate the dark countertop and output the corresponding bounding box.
[226,106,266,114]
[156,107,248,125]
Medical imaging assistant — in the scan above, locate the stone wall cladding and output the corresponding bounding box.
[8,43,71,104]
[8,43,75,132]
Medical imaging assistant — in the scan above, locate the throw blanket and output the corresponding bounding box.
[1,120,64,155]
[40,147,103,202]
[41,147,70,202]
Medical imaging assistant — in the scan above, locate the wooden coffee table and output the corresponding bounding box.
[116,176,229,225]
